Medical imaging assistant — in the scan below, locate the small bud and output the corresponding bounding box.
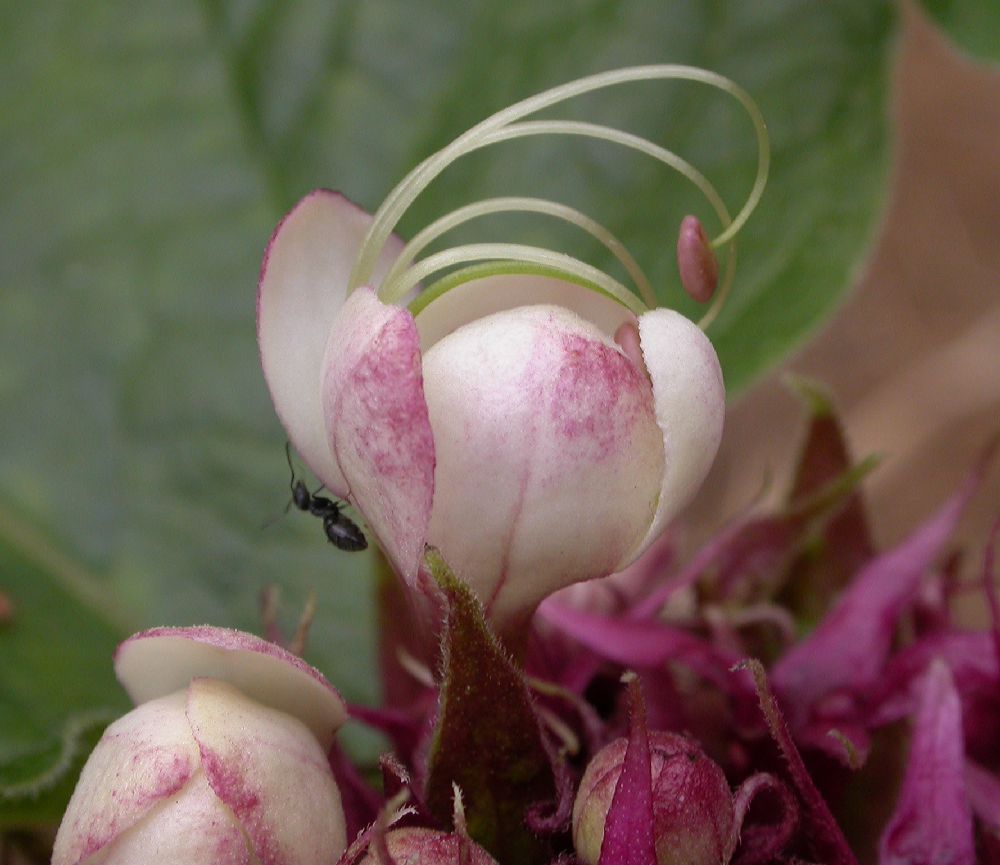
[573,731,734,865]
[361,827,499,865]
[52,627,349,865]
[677,216,718,304]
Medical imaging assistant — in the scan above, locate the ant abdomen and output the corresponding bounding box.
[284,445,368,553]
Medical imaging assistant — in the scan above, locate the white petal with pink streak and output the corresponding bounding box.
[51,691,199,865]
[257,190,406,495]
[115,626,347,750]
[89,772,253,865]
[625,308,724,565]
[321,287,435,582]
[187,678,346,865]
[422,304,663,629]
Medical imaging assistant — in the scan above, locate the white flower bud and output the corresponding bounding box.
[52,627,348,865]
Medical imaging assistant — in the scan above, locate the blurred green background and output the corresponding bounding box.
[0,0,994,833]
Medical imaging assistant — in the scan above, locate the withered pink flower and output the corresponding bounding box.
[257,67,769,630]
[52,627,348,865]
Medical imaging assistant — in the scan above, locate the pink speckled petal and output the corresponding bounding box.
[257,190,406,494]
[115,627,346,749]
[879,661,974,865]
[422,305,663,629]
[624,309,724,566]
[91,773,252,865]
[187,678,346,865]
[414,273,634,350]
[51,692,199,865]
[321,287,435,583]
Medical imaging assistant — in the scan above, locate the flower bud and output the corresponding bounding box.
[52,627,349,865]
[360,827,499,865]
[573,731,734,865]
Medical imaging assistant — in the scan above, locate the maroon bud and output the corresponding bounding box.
[361,827,499,865]
[573,731,734,865]
[677,216,718,304]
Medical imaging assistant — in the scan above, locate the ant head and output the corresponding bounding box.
[284,442,310,511]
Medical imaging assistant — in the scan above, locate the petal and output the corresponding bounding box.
[52,691,199,865]
[115,626,346,749]
[772,471,977,725]
[965,761,1000,836]
[321,287,435,582]
[421,305,663,628]
[257,190,406,494]
[92,773,252,865]
[414,273,634,350]
[879,661,974,865]
[597,681,656,865]
[624,309,725,565]
[539,601,738,690]
[188,678,346,865]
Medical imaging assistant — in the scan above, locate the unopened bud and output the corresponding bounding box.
[361,827,499,865]
[573,731,734,865]
[677,216,718,304]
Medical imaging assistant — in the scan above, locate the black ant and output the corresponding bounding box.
[284,443,367,552]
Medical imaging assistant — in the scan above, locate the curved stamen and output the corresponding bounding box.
[349,64,768,328]
[378,118,733,307]
[480,121,731,229]
[380,196,656,307]
[385,119,734,326]
[409,262,624,319]
[382,243,647,316]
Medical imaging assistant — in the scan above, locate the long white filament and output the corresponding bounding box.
[348,65,769,327]
[380,196,657,307]
[384,243,646,315]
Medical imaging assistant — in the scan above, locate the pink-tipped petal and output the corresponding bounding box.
[965,761,1000,835]
[625,309,724,564]
[114,627,347,749]
[421,305,663,628]
[188,678,347,865]
[595,680,657,865]
[879,661,975,865]
[51,691,199,865]
[90,773,252,865]
[321,288,435,582]
[772,472,978,725]
[257,190,406,493]
[414,273,635,350]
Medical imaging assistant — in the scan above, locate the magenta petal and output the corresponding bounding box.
[322,287,435,581]
[539,601,738,690]
[873,631,998,725]
[772,474,977,722]
[598,678,657,865]
[965,761,1000,835]
[879,661,974,865]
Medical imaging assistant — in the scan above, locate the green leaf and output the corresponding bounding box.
[0,713,111,829]
[424,550,556,865]
[1,0,900,828]
[0,517,126,826]
[921,0,1000,60]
